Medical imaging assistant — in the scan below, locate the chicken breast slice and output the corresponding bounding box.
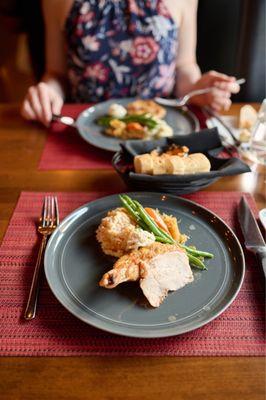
[139,250,194,307]
[99,242,194,307]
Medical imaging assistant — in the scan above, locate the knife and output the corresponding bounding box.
[237,196,266,277]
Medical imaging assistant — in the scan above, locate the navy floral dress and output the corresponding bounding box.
[65,0,179,102]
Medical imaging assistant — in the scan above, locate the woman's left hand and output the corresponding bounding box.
[189,70,241,112]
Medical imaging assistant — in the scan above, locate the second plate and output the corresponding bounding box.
[76,98,199,152]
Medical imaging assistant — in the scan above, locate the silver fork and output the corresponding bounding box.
[155,78,246,108]
[52,114,76,127]
[24,196,59,320]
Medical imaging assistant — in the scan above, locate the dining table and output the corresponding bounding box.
[0,102,265,400]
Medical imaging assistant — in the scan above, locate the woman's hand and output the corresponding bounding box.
[21,82,64,126]
[189,71,240,112]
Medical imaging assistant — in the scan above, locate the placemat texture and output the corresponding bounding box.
[0,191,264,356]
[38,104,207,170]
[38,104,113,170]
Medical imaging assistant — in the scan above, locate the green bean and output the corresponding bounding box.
[154,235,174,244]
[121,196,162,237]
[133,201,172,240]
[156,225,176,243]
[96,114,158,129]
[180,244,214,259]
[187,254,207,270]
[96,116,113,126]
[120,195,211,269]
[119,195,140,222]
[121,195,138,211]
[119,195,148,231]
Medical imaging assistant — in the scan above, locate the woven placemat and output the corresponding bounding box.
[38,105,113,170]
[0,191,264,356]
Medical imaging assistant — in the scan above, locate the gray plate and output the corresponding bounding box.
[44,192,245,338]
[76,98,199,152]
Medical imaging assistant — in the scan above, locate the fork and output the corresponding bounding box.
[155,78,246,108]
[24,196,59,320]
[52,114,76,127]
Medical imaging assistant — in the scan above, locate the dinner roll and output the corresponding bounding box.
[134,154,154,175]
[185,153,211,173]
[134,152,211,175]
[152,156,167,175]
[239,105,257,129]
[165,156,184,174]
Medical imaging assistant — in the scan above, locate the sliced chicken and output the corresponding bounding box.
[99,242,193,307]
[139,249,193,307]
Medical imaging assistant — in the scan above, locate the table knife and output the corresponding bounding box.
[237,196,266,277]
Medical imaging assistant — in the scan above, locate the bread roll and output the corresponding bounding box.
[134,152,211,175]
[165,156,184,174]
[134,154,154,175]
[185,153,211,173]
[239,105,257,129]
[152,156,167,175]
[239,128,251,143]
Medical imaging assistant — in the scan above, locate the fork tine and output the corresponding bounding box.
[50,196,55,227]
[42,196,48,228]
[45,196,50,228]
[54,196,59,226]
[47,196,53,227]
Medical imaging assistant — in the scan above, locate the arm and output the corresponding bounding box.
[21,0,68,125]
[175,0,240,111]
[175,0,201,96]
[41,0,68,98]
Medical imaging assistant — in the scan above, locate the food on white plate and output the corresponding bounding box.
[134,146,211,175]
[96,99,173,140]
[99,242,194,307]
[239,105,257,129]
[97,195,214,308]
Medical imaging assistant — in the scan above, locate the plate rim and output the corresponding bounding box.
[75,98,200,152]
[44,192,245,338]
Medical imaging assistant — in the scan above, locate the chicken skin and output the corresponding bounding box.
[99,242,194,307]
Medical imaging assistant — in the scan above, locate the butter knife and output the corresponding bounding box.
[237,196,266,277]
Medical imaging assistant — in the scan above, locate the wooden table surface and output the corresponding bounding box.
[0,103,265,400]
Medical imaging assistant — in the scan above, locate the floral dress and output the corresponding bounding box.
[65,0,178,102]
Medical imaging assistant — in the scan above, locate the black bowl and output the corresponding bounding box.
[112,152,219,194]
[112,129,251,195]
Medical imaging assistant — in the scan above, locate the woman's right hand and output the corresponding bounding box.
[21,82,63,127]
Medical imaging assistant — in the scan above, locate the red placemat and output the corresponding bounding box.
[38,104,113,170]
[0,191,264,356]
[38,104,208,170]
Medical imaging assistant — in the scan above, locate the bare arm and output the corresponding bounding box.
[174,0,240,111]
[175,0,201,97]
[41,0,69,98]
[21,0,69,125]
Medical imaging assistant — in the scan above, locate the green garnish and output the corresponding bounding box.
[96,114,158,130]
[119,194,214,270]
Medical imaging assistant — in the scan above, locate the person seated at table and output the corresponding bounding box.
[21,0,240,126]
